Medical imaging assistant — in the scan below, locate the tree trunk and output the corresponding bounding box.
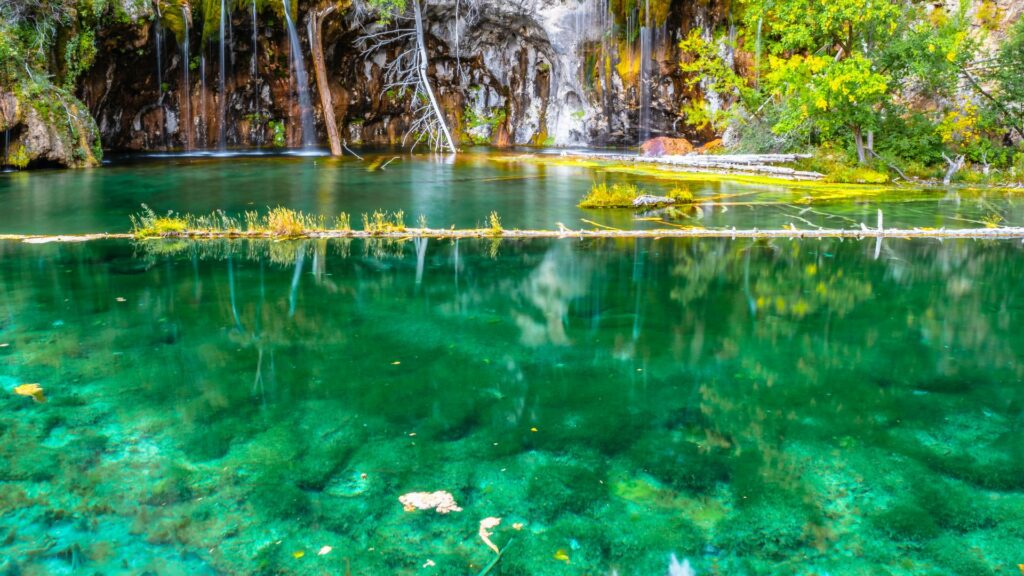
[866,130,874,152]
[852,125,866,164]
[413,0,456,154]
[309,4,343,156]
[942,153,965,185]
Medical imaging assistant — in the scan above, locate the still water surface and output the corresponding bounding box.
[0,151,1021,234]
[1,237,1022,574]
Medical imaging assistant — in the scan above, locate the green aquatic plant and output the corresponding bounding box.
[527,462,607,521]
[871,501,942,542]
[715,502,811,560]
[334,212,352,231]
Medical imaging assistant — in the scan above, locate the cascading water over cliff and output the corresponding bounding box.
[281,0,316,149]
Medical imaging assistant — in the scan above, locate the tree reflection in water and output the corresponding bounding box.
[0,237,1022,575]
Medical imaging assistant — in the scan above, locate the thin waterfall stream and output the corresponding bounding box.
[154,4,166,148]
[637,0,652,145]
[200,55,207,148]
[281,0,316,149]
[218,0,228,150]
[181,8,193,150]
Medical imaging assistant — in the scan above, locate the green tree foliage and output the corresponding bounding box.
[678,0,1024,176]
[765,53,889,162]
[987,18,1024,139]
[677,29,753,132]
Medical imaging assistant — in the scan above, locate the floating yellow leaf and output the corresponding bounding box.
[13,383,46,403]
[553,549,570,563]
[292,550,305,559]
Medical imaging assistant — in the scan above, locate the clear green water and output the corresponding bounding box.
[1,151,1022,234]
[2,237,1023,575]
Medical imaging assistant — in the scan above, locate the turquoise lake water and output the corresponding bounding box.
[0,151,1022,234]
[1,155,1023,575]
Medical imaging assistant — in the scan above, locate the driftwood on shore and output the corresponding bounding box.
[4,225,1024,244]
[570,152,823,180]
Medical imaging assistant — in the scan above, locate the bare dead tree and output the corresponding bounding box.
[356,0,456,154]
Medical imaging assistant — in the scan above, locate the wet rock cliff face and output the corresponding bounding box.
[79,0,723,152]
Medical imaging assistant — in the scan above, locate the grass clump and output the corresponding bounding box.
[361,210,406,234]
[132,205,327,238]
[487,211,503,235]
[262,206,326,237]
[578,182,641,208]
[579,182,696,208]
[667,186,695,203]
[130,205,188,238]
[823,165,891,184]
[334,212,351,231]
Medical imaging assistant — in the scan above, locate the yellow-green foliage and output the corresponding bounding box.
[976,1,1001,30]
[579,182,641,208]
[334,212,351,231]
[823,166,891,184]
[487,211,503,235]
[132,206,328,238]
[668,187,695,203]
[263,206,326,237]
[361,210,406,233]
[6,144,30,169]
[130,205,189,237]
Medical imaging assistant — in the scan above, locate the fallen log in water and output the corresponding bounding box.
[4,226,1024,243]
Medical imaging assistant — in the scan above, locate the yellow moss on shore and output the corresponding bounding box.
[492,153,912,198]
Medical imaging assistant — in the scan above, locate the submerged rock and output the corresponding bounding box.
[399,490,462,514]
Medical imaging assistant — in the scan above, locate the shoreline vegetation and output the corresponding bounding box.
[1,207,1023,243]
[504,152,1024,189]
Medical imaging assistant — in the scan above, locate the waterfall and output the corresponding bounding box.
[200,55,208,147]
[281,0,316,149]
[251,1,259,79]
[155,5,166,148]
[637,0,652,146]
[218,0,228,150]
[181,9,193,150]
